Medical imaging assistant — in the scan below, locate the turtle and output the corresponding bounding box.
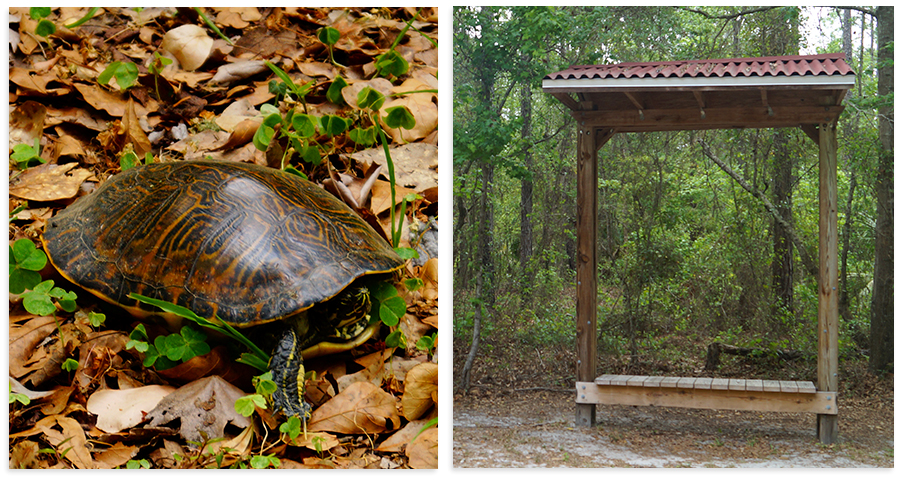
[40,160,406,418]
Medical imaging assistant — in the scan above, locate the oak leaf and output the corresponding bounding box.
[308,381,400,434]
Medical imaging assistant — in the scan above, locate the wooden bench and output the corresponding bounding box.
[577,374,836,414]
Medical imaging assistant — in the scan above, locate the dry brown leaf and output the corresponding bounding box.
[286,431,341,451]
[162,24,214,71]
[74,330,129,393]
[380,91,438,143]
[38,415,94,468]
[8,316,57,377]
[298,61,336,78]
[405,426,437,469]
[9,440,41,469]
[307,381,400,434]
[45,106,109,132]
[146,376,250,444]
[336,349,388,392]
[74,83,130,118]
[123,98,152,158]
[421,257,439,302]
[376,418,430,453]
[215,99,259,131]
[40,386,75,416]
[211,119,260,152]
[9,68,71,96]
[210,60,268,84]
[87,385,177,433]
[215,7,262,29]
[400,362,437,420]
[349,143,438,192]
[399,313,435,351]
[9,100,47,148]
[341,78,395,110]
[386,356,427,383]
[93,442,140,469]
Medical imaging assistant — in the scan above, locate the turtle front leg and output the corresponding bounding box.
[270,327,312,419]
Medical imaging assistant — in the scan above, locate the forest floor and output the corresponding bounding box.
[452,338,894,468]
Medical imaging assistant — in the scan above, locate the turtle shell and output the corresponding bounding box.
[41,160,405,327]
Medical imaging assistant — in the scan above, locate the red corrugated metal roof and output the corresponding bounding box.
[544,53,854,81]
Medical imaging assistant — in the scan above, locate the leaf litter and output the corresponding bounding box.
[9,6,438,469]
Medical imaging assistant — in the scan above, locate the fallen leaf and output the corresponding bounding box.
[146,376,250,444]
[376,418,430,453]
[337,349,390,391]
[307,381,400,434]
[286,431,340,451]
[399,313,435,351]
[8,376,57,402]
[162,24,213,71]
[93,442,140,469]
[215,7,262,29]
[348,143,438,192]
[37,415,94,468]
[9,315,58,377]
[123,98,152,158]
[210,60,268,84]
[40,386,75,416]
[87,384,177,433]
[9,100,47,148]
[405,426,437,469]
[401,362,437,420]
[8,163,93,201]
[211,119,260,152]
[9,440,41,468]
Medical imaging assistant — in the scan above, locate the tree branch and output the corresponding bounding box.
[835,6,877,18]
[677,6,783,21]
[697,139,819,279]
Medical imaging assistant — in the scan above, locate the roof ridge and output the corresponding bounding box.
[569,53,847,70]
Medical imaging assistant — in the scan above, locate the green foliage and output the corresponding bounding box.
[385,328,407,349]
[61,358,79,372]
[10,383,30,406]
[125,459,151,469]
[129,294,270,372]
[249,454,280,469]
[132,325,211,370]
[370,281,406,327]
[235,394,267,417]
[9,239,47,294]
[10,139,47,168]
[278,415,306,441]
[98,61,139,91]
[22,280,77,316]
[416,332,437,355]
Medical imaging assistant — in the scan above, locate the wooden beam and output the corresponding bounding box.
[817,121,840,444]
[800,123,819,145]
[577,382,838,414]
[623,92,644,110]
[551,92,580,112]
[692,91,706,119]
[575,123,600,427]
[574,105,843,132]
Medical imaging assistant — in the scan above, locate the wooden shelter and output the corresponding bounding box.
[542,53,855,444]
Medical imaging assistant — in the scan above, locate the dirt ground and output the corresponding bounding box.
[453,388,893,467]
[452,341,894,468]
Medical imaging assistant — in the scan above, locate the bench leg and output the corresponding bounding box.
[817,414,838,444]
[575,404,595,427]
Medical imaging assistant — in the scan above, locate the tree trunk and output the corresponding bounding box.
[519,83,534,289]
[771,129,794,320]
[869,5,893,374]
[462,157,495,391]
[838,9,856,324]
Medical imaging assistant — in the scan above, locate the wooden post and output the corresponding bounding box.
[575,122,598,427]
[817,121,839,444]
